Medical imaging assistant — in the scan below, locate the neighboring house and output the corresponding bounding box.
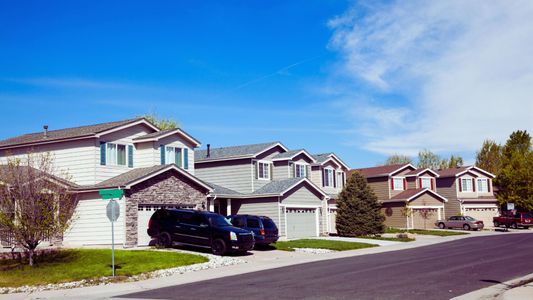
[0,118,213,247]
[435,166,498,226]
[194,142,349,238]
[352,164,448,229]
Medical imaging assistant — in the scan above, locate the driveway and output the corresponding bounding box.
[118,232,533,300]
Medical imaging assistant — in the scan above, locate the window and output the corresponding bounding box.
[337,172,344,188]
[461,178,473,192]
[247,217,261,228]
[106,143,127,166]
[165,146,183,167]
[257,162,270,180]
[324,169,334,187]
[295,164,306,178]
[420,177,432,189]
[392,177,405,191]
[477,178,488,192]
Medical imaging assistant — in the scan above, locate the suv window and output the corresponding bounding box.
[247,217,261,228]
[180,212,197,225]
[231,216,246,227]
[262,218,276,229]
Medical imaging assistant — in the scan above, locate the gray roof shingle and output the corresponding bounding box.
[0,118,145,149]
[206,182,242,196]
[195,142,282,162]
[272,149,307,160]
[77,165,170,190]
[251,177,305,195]
[133,129,177,140]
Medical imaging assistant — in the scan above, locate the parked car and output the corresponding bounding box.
[493,212,533,229]
[147,209,255,255]
[435,216,484,231]
[228,214,279,246]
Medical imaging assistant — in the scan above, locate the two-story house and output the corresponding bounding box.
[353,163,448,229]
[435,166,498,226]
[194,142,349,239]
[0,118,213,247]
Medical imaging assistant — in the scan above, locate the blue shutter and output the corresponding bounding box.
[128,145,133,168]
[160,145,165,165]
[184,148,189,169]
[100,142,106,165]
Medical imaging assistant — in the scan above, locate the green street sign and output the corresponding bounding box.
[99,189,124,200]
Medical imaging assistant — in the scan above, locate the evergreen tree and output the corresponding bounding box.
[336,171,385,236]
[384,154,413,165]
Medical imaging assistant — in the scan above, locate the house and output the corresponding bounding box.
[194,142,349,238]
[0,118,213,247]
[435,166,498,226]
[352,163,448,229]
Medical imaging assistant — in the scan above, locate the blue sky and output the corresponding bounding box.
[1,1,532,168]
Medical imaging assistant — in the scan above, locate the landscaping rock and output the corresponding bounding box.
[396,233,416,239]
[294,248,335,254]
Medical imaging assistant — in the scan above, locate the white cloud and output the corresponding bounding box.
[328,0,533,156]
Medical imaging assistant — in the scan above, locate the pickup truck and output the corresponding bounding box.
[493,212,533,229]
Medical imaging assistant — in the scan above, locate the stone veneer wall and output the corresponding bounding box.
[124,171,208,247]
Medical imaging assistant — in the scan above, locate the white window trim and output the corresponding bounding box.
[106,142,129,167]
[165,146,184,167]
[257,161,271,180]
[392,176,405,191]
[477,178,489,193]
[324,168,334,187]
[420,177,432,189]
[336,171,344,189]
[294,163,307,178]
[461,178,473,192]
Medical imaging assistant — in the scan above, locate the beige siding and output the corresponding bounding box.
[231,198,280,229]
[410,193,445,206]
[195,162,253,193]
[0,139,97,185]
[310,167,322,188]
[367,178,390,201]
[381,203,408,228]
[281,185,322,206]
[437,177,461,218]
[135,142,156,168]
[406,177,417,190]
[63,192,126,246]
[273,163,289,180]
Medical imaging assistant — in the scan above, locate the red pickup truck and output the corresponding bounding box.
[493,212,533,229]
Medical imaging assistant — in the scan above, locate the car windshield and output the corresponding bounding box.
[208,215,232,227]
[261,218,276,229]
[464,216,476,221]
[522,213,533,219]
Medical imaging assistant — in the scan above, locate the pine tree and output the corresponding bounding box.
[336,171,385,236]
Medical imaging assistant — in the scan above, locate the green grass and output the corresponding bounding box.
[384,227,469,236]
[273,239,378,252]
[0,249,207,288]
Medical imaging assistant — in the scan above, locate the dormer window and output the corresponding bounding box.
[257,161,271,180]
[294,164,306,178]
[460,178,473,192]
[477,178,489,192]
[323,168,334,187]
[420,177,433,189]
[392,177,405,191]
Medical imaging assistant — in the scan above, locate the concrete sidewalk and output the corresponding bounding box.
[1,230,525,300]
[453,272,533,300]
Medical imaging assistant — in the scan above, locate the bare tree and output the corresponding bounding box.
[417,208,435,230]
[0,153,76,266]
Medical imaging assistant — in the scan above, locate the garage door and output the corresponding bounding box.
[137,204,196,246]
[412,208,439,229]
[286,208,317,239]
[464,207,499,227]
[329,209,337,234]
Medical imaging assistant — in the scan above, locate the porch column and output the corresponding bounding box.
[208,199,214,212]
[227,199,232,216]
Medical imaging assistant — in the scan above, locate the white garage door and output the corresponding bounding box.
[464,206,499,227]
[137,204,196,246]
[286,208,318,239]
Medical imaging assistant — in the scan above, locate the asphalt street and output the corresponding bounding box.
[119,232,533,300]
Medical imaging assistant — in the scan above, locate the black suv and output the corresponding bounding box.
[228,215,279,245]
[147,209,254,255]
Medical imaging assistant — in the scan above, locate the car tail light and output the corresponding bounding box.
[260,229,265,236]
[476,221,483,224]
[148,218,153,228]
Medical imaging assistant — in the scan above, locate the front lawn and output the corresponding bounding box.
[385,227,469,236]
[0,249,207,288]
[274,239,377,252]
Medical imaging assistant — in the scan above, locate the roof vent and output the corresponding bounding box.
[43,125,49,138]
[207,144,211,158]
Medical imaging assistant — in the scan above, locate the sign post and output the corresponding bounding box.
[99,189,124,277]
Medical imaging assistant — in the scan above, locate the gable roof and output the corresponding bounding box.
[0,165,79,189]
[312,153,350,170]
[405,168,440,177]
[0,118,159,150]
[271,149,316,162]
[133,128,201,147]
[251,177,327,198]
[76,164,212,192]
[436,166,495,178]
[385,188,448,203]
[195,142,288,162]
[206,182,243,197]
[353,163,416,179]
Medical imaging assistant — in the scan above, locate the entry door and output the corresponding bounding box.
[286,208,317,239]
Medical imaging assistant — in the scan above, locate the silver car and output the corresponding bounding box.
[435,216,484,231]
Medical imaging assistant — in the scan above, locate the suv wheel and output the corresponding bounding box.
[157,232,172,248]
[463,224,471,231]
[211,239,227,256]
[511,223,518,229]
[438,223,446,229]
[494,221,499,227]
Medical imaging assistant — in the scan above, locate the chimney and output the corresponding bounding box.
[207,144,211,158]
[43,125,49,138]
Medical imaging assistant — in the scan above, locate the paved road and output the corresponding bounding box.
[119,233,533,300]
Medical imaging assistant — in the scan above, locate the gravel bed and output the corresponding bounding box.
[293,248,335,254]
[0,250,245,294]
